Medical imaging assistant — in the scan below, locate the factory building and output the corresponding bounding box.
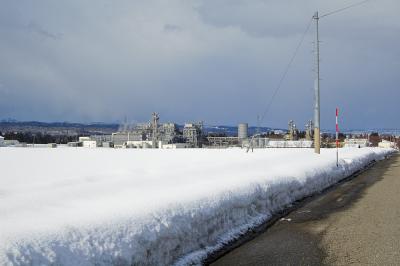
[67,141,80,147]
[109,113,182,148]
[207,136,239,147]
[183,122,203,148]
[285,120,299,140]
[305,120,314,141]
[206,123,251,147]
[78,137,97,148]
[125,140,153,148]
[103,113,207,148]
[111,132,145,147]
[159,123,179,143]
[102,141,114,148]
[159,143,190,149]
[90,135,112,145]
[82,140,96,148]
[3,139,20,146]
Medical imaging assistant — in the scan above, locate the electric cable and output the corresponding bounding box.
[259,17,313,125]
[320,0,372,18]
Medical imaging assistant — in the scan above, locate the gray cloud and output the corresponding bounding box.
[164,24,182,32]
[26,21,61,40]
[0,0,399,129]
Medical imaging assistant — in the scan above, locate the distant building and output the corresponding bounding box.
[247,138,313,149]
[305,120,314,141]
[79,137,91,142]
[183,122,203,147]
[111,132,145,147]
[75,113,207,149]
[125,140,153,149]
[207,136,239,147]
[344,138,369,148]
[111,114,180,148]
[82,140,97,148]
[102,141,114,148]
[159,123,179,143]
[285,120,299,141]
[16,142,28,147]
[3,139,20,146]
[160,143,190,149]
[0,136,4,147]
[67,142,80,147]
[378,140,396,149]
[90,135,112,145]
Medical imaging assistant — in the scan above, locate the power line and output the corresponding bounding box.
[259,17,313,124]
[257,0,373,128]
[320,0,372,18]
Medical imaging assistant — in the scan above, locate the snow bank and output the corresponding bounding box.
[0,147,395,265]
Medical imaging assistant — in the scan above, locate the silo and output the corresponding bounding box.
[238,123,248,139]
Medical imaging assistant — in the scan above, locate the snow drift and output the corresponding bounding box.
[0,147,394,265]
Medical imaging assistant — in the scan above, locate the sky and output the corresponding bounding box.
[0,0,399,130]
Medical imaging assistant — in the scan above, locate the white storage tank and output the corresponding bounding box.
[238,123,248,139]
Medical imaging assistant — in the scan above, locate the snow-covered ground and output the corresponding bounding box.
[0,147,395,265]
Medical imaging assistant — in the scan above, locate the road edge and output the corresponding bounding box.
[204,153,395,265]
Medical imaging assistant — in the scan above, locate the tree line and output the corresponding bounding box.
[0,131,77,144]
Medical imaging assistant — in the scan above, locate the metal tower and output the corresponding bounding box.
[151,112,159,148]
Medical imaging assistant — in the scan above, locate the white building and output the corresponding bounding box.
[3,139,19,146]
[246,138,313,148]
[268,140,313,148]
[344,138,369,148]
[159,143,190,149]
[79,137,91,142]
[82,140,97,148]
[378,140,396,149]
[125,140,153,148]
[0,136,4,147]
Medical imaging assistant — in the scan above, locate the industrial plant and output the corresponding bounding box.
[72,114,343,149]
[80,113,204,149]
[0,113,398,150]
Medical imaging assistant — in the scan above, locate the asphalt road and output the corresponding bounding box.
[211,153,400,266]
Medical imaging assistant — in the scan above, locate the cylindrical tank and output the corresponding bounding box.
[238,123,248,139]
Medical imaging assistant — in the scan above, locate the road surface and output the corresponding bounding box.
[211,153,400,265]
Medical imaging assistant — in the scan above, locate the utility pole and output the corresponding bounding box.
[313,11,321,154]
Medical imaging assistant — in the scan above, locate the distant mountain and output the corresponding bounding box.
[322,128,400,136]
[0,121,119,136]
[0,120,119,129]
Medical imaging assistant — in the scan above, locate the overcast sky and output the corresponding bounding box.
[0,0,399,129]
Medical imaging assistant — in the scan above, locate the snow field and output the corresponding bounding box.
[0,147,395,265]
